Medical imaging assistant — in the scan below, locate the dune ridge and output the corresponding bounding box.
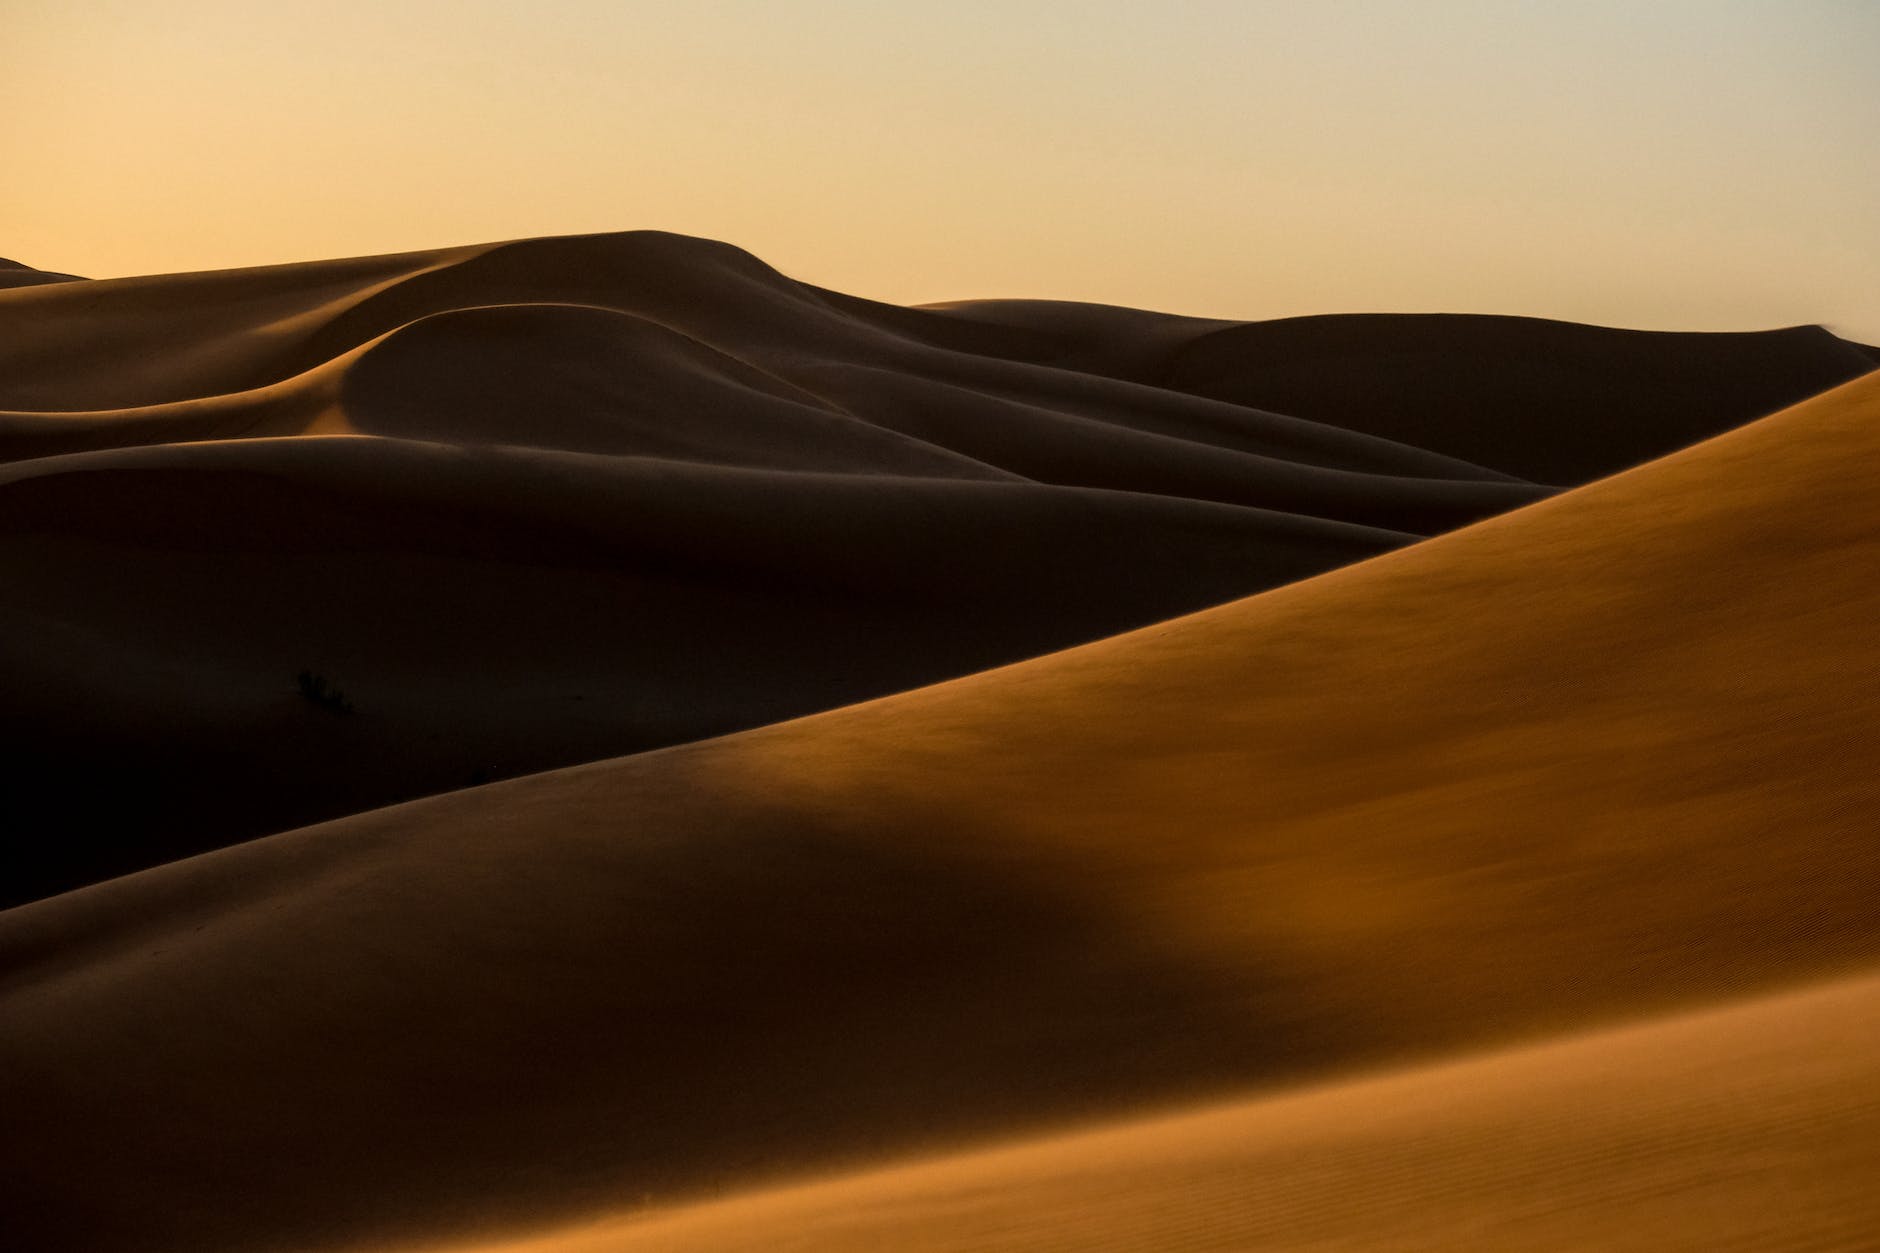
[2,303,1876,1253]
[2,231,1870,905]
[0,257,86,291]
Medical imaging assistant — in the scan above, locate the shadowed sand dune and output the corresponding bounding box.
[1,232,1870,904]
[1154,311,1879,483]
[0,257,85,290]
[2,355,1876,1252]
[923,299,1879,482]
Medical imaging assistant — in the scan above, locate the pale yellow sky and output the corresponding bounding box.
[4,1,1876,337]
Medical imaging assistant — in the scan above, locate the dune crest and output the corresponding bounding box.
[3,232,1869,905]
[2,264,1876,1253]
[0,257,85,290]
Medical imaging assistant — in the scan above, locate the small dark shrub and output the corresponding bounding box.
[296,669,356,716]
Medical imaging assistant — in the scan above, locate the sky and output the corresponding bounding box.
[4,0,1877,337]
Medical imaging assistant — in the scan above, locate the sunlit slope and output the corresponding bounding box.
[3,373,1876,1252]
[442,969,1880,1253]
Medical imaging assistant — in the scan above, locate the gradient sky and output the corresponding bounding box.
[5,1,1877,336]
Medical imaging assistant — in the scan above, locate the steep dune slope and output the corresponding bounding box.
[2,233,1866,903]
[3,372,1877,1253]
[447,968,1880,1253]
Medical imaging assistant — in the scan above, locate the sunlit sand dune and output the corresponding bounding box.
[1,233,1869,904]
[437,968,1880,1253]
[2,328,1875,1252]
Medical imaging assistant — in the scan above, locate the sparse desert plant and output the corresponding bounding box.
[296,669,356,715]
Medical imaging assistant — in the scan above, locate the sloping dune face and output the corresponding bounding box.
[3,371,1877,1253]
[449,970,1880,1253]
[0,232,1869,905]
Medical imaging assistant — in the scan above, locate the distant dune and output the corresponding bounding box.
[1155,310,1878,482]
[1,232,1870,905]
[1,223,1875,1253]
[0,257,85,290]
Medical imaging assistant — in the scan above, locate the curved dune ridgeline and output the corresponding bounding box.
[0,232,1870,905]
[0,223,1876,1251]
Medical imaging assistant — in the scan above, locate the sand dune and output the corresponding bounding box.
[441,968,1880,1253]
[2,318,1875,1253]
[1157,311,1880,483]
[927,299,1879,480]
[2,232,1868,905]
[0,257,84,290]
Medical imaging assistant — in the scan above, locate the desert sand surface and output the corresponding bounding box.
[432,968,1880,1253]
[1,232,1871,905]
[1,227,1877,1253]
